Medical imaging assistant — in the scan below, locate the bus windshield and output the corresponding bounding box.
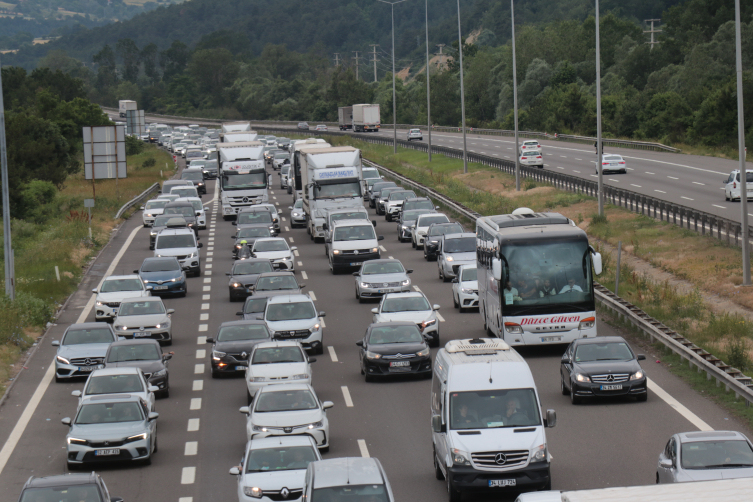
[500,238,593,316]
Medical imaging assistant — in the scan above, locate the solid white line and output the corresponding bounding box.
[301,271,308,280]
[341,386,354,407]
[187,419,200,431]
[194,364,205,374]
[197,336,207,344]
[647,379,713,431]
[328,346,338,362]
[181,467,196,484]
[379,245,387,252]
[193,380,203,391]
[436,312,445,322]
[190,398,202,410]
[196,349,205,359]
[357,440,370,458]
[185,441,198,456]
[682,196,694,201]
[308,291,317,301]
[713,204,727,209]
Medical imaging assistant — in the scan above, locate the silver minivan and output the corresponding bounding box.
[153,228,203,276]
[326,220,383,274]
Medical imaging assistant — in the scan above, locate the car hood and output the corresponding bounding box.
[253,289,302,298]
[460,280,479,289]
[266,319,317,331]
[248,362,309,377]
[105,360,165,373]
[360,273,407,284]
[97,291,148,302]
[445,252,476,263]
[155,247,197,257]
[677,467,753,482]
[215,340,270,353]
[332,240,377,251]
[113,313,168,327]
[375,311,433,323]
[229,273,263,285]
[251,409,323,427]
[253,251,291,260]
[368,342,426,355]
[140,271,182,282]
[69,421,148,440]
[144,208,165,216]
[450,427,544,457]
[58,344,111,359]
[575,360,641,375]
[241,469,306,490]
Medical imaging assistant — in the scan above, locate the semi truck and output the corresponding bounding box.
[221,121,252,134]
[352,104,380,132]
[338,106,353,130]
[221,131,258,143]
[119,100,137,118]
[217,141,268,219]
[299,146,364,241]
[290,138,331,196]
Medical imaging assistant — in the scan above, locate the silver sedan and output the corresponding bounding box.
[354,259,412,302]
[657,431,753,483]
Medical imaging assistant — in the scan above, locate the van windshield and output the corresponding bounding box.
[450,389,541,430]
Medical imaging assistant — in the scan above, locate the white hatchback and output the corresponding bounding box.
[520,150,543,168]
[245,341,314,403]
[141,199,169,227]
[407,128,423,141]
[94,275,150,321]
[597,153,627,174]
[519,139,541,154]
[725,170,753,201]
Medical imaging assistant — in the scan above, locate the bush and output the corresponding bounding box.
[142,157,156,168]
[0,292,54,346]
[590,212,608,225]
[125,134,145,156]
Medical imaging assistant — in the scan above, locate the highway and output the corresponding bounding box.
[0,149,751,502]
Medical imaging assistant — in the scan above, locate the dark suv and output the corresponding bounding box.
[297,122,310,130]
[18,472,122,502]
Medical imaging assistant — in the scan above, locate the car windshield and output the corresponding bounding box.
[681,440,753,469]
[525,151,541,157]
[363,169,380,179]
[163,206,194,217]
[189,160,207,167]
[204,161,218,170]
[574,342,634,362]
[171,188,198,197]
[255,389,318,412]
[418,215,450,227]
[75,402,143,424]
[331,212,367,223]
[266,302,316,321]
[334,226,376,241]
[382,296,430,313]
[156,234,195,249]
[107,344,161,362]
[182,172,203,181]
[444,237,476,253]
[63,329,113,345]
[293,199,303,209]
[20,486,104,502]
[362,262,404,275]
[244,297,268,314]
[100,279,143,293]
[141,259,180,272]
[238,229,272,241]
[461,268,478,281]
[145,200,168,210]
[430,224,464,236]
[369,325,423,344]
[188,200,203,211]
[380,188,400,198]
[252,346,305,364]
[389,191,416,201]
[405,200,434,211]
[314,181,361,199]
[223,172,267,189]
[245,445,317,472]
[312,485,389,502]
[217,324,269,342]
[450,389,541,430]
[86,374,144,395]
[281,165,290,174]
[238,213,272,225]
[256,276,299,291]
[274,153,289,159]
[233,261,274,275]
[374,183,397,193]
[186,151,203,158]
[254,240,288,252]
[118,301,165,316]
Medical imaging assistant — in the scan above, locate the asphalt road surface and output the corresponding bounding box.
[0,152,750,502]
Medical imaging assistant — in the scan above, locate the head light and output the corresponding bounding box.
[630,370,644,380]
[313,323,320,331]
[446,256,454,262]
[251,425,268,432]
[308,421,323,429]
[531,444,547,463]
[96,301,103,306]
[417,347,430,357]
[365,350,381,360]
[461,288,475,294]
[452,449,470,466]
[212,350,227,360]
[56,355,70,365]
[371,247,378,253]
[243,486,263,498]
[402,278,410,286]
[333,250,340,255]
[575,373,590,383]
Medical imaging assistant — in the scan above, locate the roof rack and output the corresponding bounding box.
[445,338,510,355]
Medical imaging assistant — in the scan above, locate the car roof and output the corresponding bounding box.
[331,219,373,228]
[66,322,112,331]
[218,320,268,328]
[382,291,426,299]
[678,431,749,443]
[157,228,196,236]
[362,259,401,265]
[418,213,449,222]
[109,338,161,347]
[369,321,419,329]
[573,336,628,346]
[176,197,202,203]
[443,232,476,240]
[254,237,286,244]
[164,201,194,207]
[258,271,296,278]
[89,367,141,376]
[245,435,317,451]
[257,382,312,393]
[119,296,163,305]
[267,294,313,304]
[233,258,272,264]
[253,340,304,349]
[103,274,141,281]
[311,457,385,487]
[26,473,100,488]
[143,256,180,263]
[83,393,141,402]
[183,167,204,172]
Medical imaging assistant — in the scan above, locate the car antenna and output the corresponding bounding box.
[347,457,351,484]
[489,361,493,384]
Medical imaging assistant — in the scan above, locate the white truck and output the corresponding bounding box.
[352,104,380,132]
[299,146,364,241]
[221,121,252,133]
[221,131,258,143]
[217,141,268,219]
[338,106,353,130]
[119,100,137,118]
[289,138,331,196]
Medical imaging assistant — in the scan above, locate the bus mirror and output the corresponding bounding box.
[592,252,603,275]
[492,258,502,282]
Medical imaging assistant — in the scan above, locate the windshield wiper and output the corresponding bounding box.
[702,464,753,469]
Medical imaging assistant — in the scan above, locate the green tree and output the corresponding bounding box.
[159,40,189,81]
[141,43,159,82]
[187,48,239,105]
[116,38,141,83]
[93,44,117,88]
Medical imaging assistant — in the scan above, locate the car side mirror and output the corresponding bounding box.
[433,304,440,310]
[239,406,250,415]
[140,206,145,210]
[290,246,298,251]
[236,312,244,316]
[229,467,241,476]
[148,412,159,421]
[61,417,71,426]
[436,206,440,209]
[110,497,124,502]
[352,271,360,276]
[377,236,384,241]
[133,270,139,274]
[431,415,445,433]
[205,337,214,343]
[162,354,173,361]
[167,309,175,315]
[52,340,60,347]
[406,269,413,274]
[288,206,293,210]
[198,243,203,248]
[148,386,159,392]
[232,221,237,225]
[544,409,557,428]
[372,220,377,227]
[322,401,334,410]
[318,311,326,317]
[659,458,673,469]
[308,357,317,363]
[356,341,364,347]
[92,288,98,294]
[451,278,458,283]
[371,308,378,314]
[71,390,81,397]
[637,354,646,361]
[561,355,571,364]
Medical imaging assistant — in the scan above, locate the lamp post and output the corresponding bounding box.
[425,0,432,161]
[456,0,468,173]
[377,0,407,154]
[0,55,14,299]
[511,0,520,190]
[735,0,750,285]
[596,0,604,216]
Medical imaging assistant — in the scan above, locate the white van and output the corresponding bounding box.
[326,219,383,274]
[431,338,556,500]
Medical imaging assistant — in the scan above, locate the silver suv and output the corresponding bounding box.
[263,294,325,354]
[153,228,203,276]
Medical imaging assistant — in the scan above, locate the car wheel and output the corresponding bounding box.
[364,373,374,382]
[355,287,361,300]
[637,392,648,402]
[570,384,580,404]
[320,446,329,453]
[385,214,391,222]
[163,338,172,346]
[159,388,170,399]
[561,376,569,395]
[412,239,416,249]
[434,449,445,480]
[453,293,459,309]
[316,343,324,355]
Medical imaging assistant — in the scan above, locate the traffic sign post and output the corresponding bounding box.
[84,199,95,239]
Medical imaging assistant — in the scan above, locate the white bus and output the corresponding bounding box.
[476,209,602,347]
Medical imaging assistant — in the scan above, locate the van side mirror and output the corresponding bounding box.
[205,337,214,343]
[544,409,557,428]
[561,355,571,364]
[318,311,326,317]
[431,415,445,433]
[352,271,360,276]
[377,236,384,241]
[236,312,244,316]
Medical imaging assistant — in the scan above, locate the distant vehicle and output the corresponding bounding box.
[519,139,541,154]
[93,274,150,321]
[357,322,431,380]
[338,106,353,130]
[353,259,412,302]
[112,297,175,345]
[289,199,306,228]
[407,128,423,141]
[596,153,627,174]
[451,264,479,311]
[724,170,753,202]
[251,238,296,271]
[73,367,157,411]
[135,257,187,297]
[206,320,271,376]
[315,124,328,131]
[423,222,464,260]
[352,103,381,132]
[104,339,172,397]
[297,122,310,130]
[520,150,544,168]
[436,232,477,282]
[227,259,274,301]
[119,99,137,118]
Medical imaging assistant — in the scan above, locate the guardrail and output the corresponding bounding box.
[361,156,753,406]
[114,182,160,219]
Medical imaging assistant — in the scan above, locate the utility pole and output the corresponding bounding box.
[735,0,750,286]
[425,0,432,161]
[596,0,604,216]
[334,53,341,66]
[456,0,468,173]
[511,0,520,191]
[369,44,379,82]
[352,51,361,80]
[0,55,14,299]
[377,0,407,155]
[435,44,446,70]
[644,19,662,50]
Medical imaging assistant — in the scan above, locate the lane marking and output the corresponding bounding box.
[631,184,642,188]
[573,170,581,173]
[328,346,338,362]
[646,172,656,175]
[198,324,208,332]
[301,271,308,280]
[556,166,564,169]
[648,379,713,431]
[200,313,209,320]
[298,261,303,267]
[575,158,582,161]
[655,190,667,194]
[202,294,210,300]
[285,226,290,232]
[713,204,727,209]
[357,440,370,458]
[201,303,210,309]
[294,250,300,257]
[412,285,422,292]
[196,350,205,359]
[181,467,196,484]
[379,245,387,252]
[341,386,354,407]
[203,278,211,283]
[185,442,198,456]
[193,380,203,391]
[194,364,205,374]
[693,181,705,186]
[187,419,200,431]
[179,498,192,502]
[319,317,326,328]
[682,196,694,201]
[667,176,678,180]
[203,286,211,291]
[190,398,202,410]
[388,256,394,259]
[436,312,446,322]
[308,291,317,301]
[197,336,206,344]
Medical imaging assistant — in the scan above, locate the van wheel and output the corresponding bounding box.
[434,450,445,480]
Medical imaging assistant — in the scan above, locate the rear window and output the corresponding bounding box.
[603,155,622,162]
[418,215,450,226]
[156,234,196,249]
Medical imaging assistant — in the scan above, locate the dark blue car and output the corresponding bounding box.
[135,257,187,297]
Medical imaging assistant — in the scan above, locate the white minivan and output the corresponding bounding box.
[431,338,556,500]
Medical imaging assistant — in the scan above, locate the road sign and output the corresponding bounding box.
[83,125,127,179]
[83,199,95,208]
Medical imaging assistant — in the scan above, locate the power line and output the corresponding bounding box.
[352,51,361,80]
[644,19,662,50]
[369,44,379,82]
[435,44,446,70]
[333,53,341,66]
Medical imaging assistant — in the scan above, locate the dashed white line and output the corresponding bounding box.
[203,285,211,292]
[631,184,642,188]
[179,498,192,502]
[713,204,727,209]
[181,467,196,484]
[289,237,295,243]
[573,170,581,173]
[412,285,421,292]
[196,350,205,359]
[556,166,564,169]
[294,250,300,257]
[319,317,326,328]
[198,324,208,332]
[190,398,202,410]
[388,256,394,259]
[379,245,387,252]
[285,226,290,232]
[358,440,370,458]
[187,419,200,432]
[201,303,209,309]
[297,261,303,267]
[184,442,198,456]
[575,158,582,161]
[681,196,694,201]
[308,291,317,301]
[341,386,354,407]
[693,181,705,186]
[328,346,338,362]
[655,190,667,194]
[200,313,209,320]
[197,336,206,344]
[194,364,205,374]
[667,176,678,180]
[203,278,211,283]
[646,172,656,175]
[202,294,210,300]
[301,271,308,280]
[436,312,446,322]
[192,380,203,391]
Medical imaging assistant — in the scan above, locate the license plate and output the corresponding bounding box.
[112,309,118,314]
[390,361,410,367]
[77,365,101,372]
[489,479,516,487]
[154,286,168,290]
[133,331,151,338]
[541,336,562,342]
[235,365,246,370]
[601,384,623,391]
[95,449,120,456]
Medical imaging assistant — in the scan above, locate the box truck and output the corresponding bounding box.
[221,121,252,134]
[217,141,268,219]
[352,104,380,132]
[119,100,137,118]
[338,106,353,130]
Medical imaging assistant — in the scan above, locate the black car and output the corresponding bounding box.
[560,336,647,404]
[104,339,172,398]
[232,225,274,258]
[423,222,464,261]
[356,321,432,382]
[150,216,189,250]
[227,259,275,301]
[252,272,304,299]
[203,160,219,179]
[206,320,272,376]
[181,168,207,195]
[297,122,310,130]
[397,209,433,243]
[237,296,269,320]
[18,472,122,502]
[136,257,187,297]
[163,201,199,230]
[368,181,397,208]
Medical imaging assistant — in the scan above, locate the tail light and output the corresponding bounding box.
[602,162,609,165]
[537,156,542,159]
[619,161,625,164]
[521,157,527,160]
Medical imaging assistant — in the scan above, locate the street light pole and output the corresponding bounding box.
[456,0,468,173]
[735,0,750,285]
[511,0,520,191]
[425,0,432,161]
[0,56,14,300]
[596,0,604,216]
[377,0,407,155]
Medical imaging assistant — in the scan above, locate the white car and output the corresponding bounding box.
[156,194,180,203]
[596,153,627,174]
[72,367,158,411]
[327,220,383,273]
[407,128,423,141]
[315,125,328,131]
[451,264,479,311]
[251,238,296,272]
[112,297,175,345]
[94,275,150,322]
[519,139,541,154]
[520,150,544,168]
[170,185,200,199]
[154,228,203,276]
[240,383,333,451]
[244,341,314,403]
[141,199,169,227]
[229,436,321,502]
[371,291,440,347]
[176,197,207,229]
[724,170,753,201]
[411,213,450,249]
[263,294,324,355]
